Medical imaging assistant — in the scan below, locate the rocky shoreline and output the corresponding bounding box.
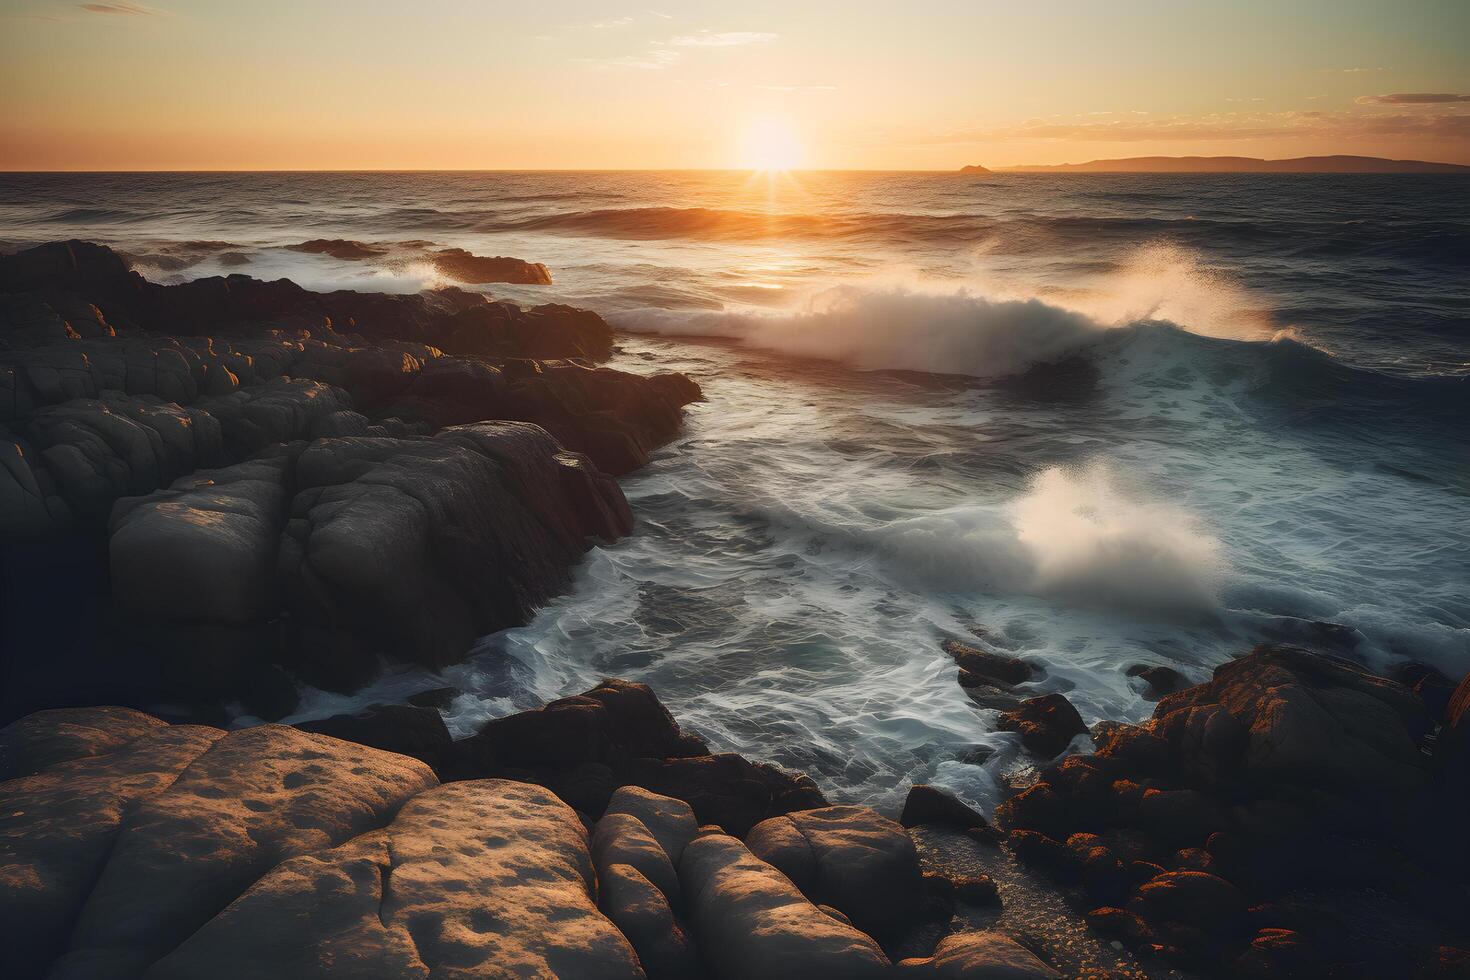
[1,240,697,720]
[2,241,1467,978]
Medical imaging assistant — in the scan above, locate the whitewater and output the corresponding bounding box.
[3,170,1466,809]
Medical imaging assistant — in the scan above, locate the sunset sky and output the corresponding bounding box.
[3,0,1468,170]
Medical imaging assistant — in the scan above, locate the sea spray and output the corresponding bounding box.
[873,463,1224,615]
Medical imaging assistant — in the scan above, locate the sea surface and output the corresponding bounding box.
[3,170,1467,810]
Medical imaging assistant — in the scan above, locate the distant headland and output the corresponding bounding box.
[961,154,1470,174]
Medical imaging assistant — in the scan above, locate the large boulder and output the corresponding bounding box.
[1153,645,1431,797]
[678,832,891,980]
[277,424,627,690]
[51,724,436,978]
[0,719,225,979]
[109,455,293,624]
[746,805,925,939]
[147,780,644,980]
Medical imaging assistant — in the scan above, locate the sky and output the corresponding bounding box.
[2,0,1468,170]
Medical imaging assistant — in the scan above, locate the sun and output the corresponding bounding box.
[739,116,803,172]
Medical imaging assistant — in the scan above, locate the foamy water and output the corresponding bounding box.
[3,170,1466,809]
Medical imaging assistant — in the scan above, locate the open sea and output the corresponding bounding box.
[3,170,1467,810]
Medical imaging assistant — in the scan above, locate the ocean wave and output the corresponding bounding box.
[609,260,1468,428]
[451,204,1468,266]
[870,463,1224,615]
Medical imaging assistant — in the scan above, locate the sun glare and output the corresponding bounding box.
[739,116,803,172]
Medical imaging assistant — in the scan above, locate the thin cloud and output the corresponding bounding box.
[79,2,158,13]
[589,48,683,70]
[913,108,1470,144]
[670,31,777,47]
[1357,93,1470,105]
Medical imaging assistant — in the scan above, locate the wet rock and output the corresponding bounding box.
[997,694,1088,758]
[943,638,1034,686]
[432,247,553,286]
[1125,663,1189,700]
[746,805,925,939]
[900,783,991,830]
[895,930,1059,977]
[678,832,891,980]
[149,780,644,980]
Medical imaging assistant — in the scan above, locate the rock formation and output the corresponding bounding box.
[0,241,699,721]
[3,701,1071,980]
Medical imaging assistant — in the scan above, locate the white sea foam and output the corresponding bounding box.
[870,463,1224,614]
[610,245,1288,379]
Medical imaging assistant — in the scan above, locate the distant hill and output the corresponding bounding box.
[990,155,1470,174]
[958,163,991,174]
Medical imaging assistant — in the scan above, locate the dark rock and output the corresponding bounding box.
[1128,871,1248,938]
[948,872,1002,905]
[465,679,686,773]
[942,638,1033,685]
[1126,663,1190,700]
[1135,787,1227,849]
[994,783,1070,840]
[997,693,1088,758]
[431,247,553,286]
[1007,830,1077,876]
[627,752,827,839]
[899,783,991,830]
[404,686,459,710]
[1154,645,1430,799]
[295,703,454,776]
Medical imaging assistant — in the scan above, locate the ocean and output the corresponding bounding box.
[3,170,1467,810]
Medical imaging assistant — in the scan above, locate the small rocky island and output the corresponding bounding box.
[1,242,1467,978]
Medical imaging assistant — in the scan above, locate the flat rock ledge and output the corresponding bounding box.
[1,699,1056,980]
[0,241,701,720]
